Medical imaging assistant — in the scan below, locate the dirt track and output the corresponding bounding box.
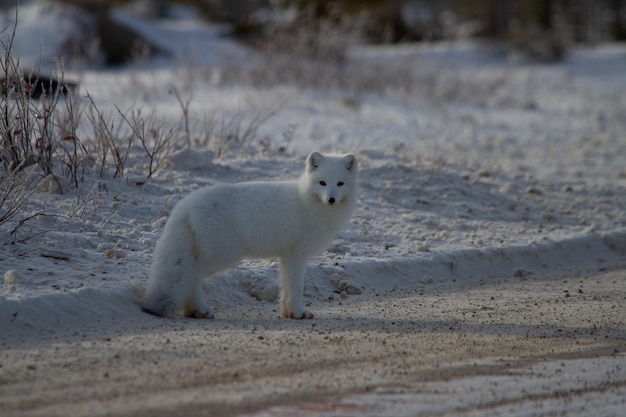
[1,268,625,417]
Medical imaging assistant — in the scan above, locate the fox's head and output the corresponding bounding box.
[301,152,358,209]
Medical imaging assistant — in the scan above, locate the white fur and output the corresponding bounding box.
[142,152,358,319]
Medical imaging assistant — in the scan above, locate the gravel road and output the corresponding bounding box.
[1,268,625,417]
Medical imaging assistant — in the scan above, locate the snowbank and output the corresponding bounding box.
[2,228,624,339]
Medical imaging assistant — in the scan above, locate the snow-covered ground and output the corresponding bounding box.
[1,3,625,416]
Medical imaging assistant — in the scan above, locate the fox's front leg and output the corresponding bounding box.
[279,256,314,319]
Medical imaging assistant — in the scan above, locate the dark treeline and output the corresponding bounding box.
[282,0,626,43]
[195,0,626,61]
[50,1,626,44]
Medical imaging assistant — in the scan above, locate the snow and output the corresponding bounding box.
[1,3,626,415]
[1,0,624,342]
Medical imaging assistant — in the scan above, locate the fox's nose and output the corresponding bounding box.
[328,197,335,205]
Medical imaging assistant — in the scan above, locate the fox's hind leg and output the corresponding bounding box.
[183,280,214,319]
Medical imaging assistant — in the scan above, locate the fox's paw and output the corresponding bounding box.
[184,308,215,319]
[282,308,314,320]
[193,310,215,319]
[294,309,314,319]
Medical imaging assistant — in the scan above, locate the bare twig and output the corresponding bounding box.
[116,106,176,178]
[170,86,192,148]
[86,93,132,178]
[55,79,87,187]
[0,173,37,226]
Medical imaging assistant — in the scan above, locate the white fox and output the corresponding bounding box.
[142,152,358,319]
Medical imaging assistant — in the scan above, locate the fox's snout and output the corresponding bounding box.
[322,192,342,205]
[319,185,349,206]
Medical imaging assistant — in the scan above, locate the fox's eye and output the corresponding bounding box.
[337,182,344,187]
[319,181,326,186]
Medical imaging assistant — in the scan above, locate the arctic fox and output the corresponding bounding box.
[142,152,358,319]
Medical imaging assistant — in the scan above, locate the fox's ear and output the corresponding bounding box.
[343,153,357,173]
[307,152,324,171]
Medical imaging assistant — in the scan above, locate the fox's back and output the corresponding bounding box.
[174,181,312,257]
[178,177,351,258]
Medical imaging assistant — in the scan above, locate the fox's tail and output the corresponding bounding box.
[141,214,199,318]
[141,290,176,317]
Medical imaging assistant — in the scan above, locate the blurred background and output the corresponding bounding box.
[2,0,626,68]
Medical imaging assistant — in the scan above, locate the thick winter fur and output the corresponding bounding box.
[142,152,358,319]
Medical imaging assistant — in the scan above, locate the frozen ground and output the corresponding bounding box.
[1,3,626,416]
